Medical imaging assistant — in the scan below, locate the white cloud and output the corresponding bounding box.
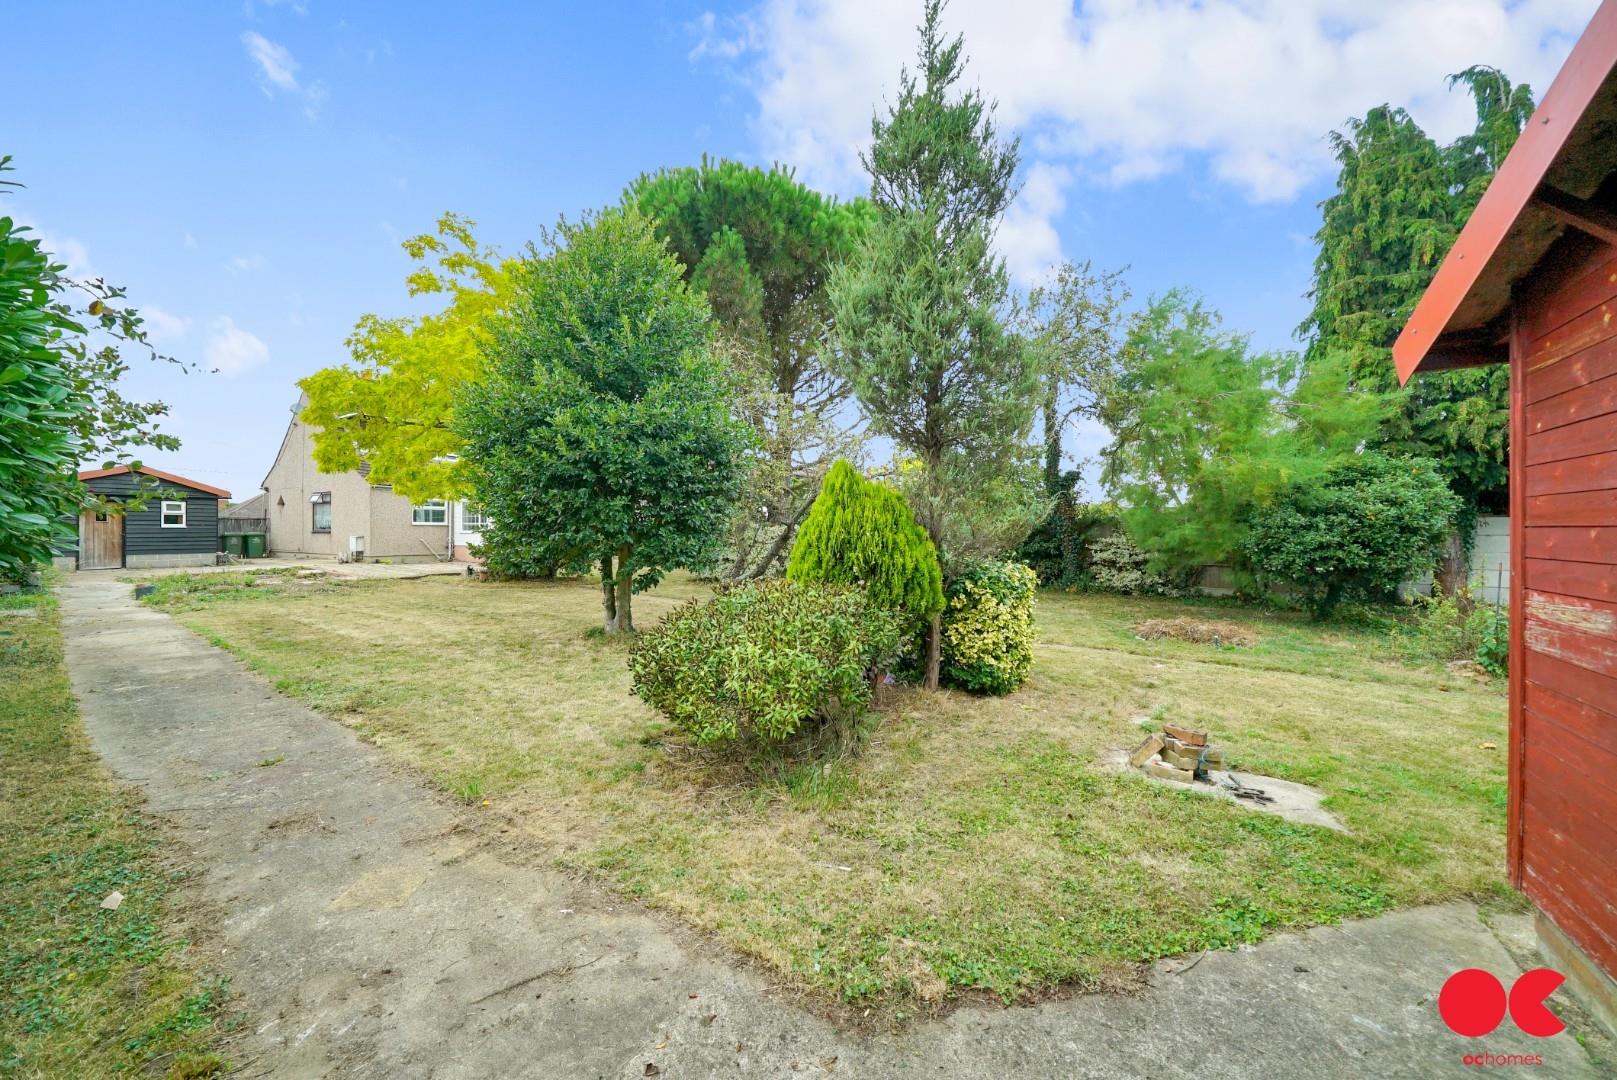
[183,231,199,249]
[696,0,1597,275]
[204,316,269,375]
[226,252,269,273]
[241,30,326,117]
[142,306,192,343]
[242,30,299,92]
[999,162,1071,286]
[690,11,754,61]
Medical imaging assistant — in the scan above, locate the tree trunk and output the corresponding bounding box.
[1042,390,1062,495]
[1437,534,1469,608]
[600,554,618,633]
[916,473,946,693]
[613,544,635,634]
[925,611,942,691]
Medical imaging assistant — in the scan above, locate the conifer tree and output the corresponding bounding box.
[1301,68,1534,523]
[786,459,944,634]
[627,160,874,577]
[829,0,1042,687]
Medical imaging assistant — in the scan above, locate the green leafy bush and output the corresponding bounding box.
[1,198,82,580]
[1404,590,1479,661]
[1475,605,1508,676]
[940,560,1037,695]
[629,580,902,747]
[786,460,944,631]
[1244,453,1461,617]
[1398,589,1508,678]
[1087,530,1177,596]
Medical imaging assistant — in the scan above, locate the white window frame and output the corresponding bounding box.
[461,506,491,531]
[412,499,447,526]
[160,500,187,528]
[311,492,332,534]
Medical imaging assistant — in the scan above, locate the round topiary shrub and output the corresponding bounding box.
[629,579,903,747]
[939,560,1037,695]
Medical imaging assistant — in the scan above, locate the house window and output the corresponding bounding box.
[160,500,187,528]
[412,500,447,525]
[462,507,491,531]
[311,492,332,533]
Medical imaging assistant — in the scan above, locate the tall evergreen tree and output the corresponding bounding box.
[1300,68,1533,524]
[626,160,873,577]
[829,0,1042,688]
[1446,65,1537,211]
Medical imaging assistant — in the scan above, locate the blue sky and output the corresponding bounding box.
[6,0,1597,500]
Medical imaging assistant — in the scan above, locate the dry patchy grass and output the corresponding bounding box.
[0,589,231,1077]
[159,573,1511,1011]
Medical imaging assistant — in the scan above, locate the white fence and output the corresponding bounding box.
[1468,515,1510,606]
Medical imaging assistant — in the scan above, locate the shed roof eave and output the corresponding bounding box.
[1394,0,1617,383]
[77,464,232,499]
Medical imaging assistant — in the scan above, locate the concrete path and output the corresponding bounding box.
[58,575,1604,1079]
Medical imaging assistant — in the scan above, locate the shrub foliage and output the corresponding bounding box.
[629,580,902,747]
[1087,530,1177,596]
[786,460,944,631]
[1403,588,1509,677]
[940,560,1037,695]
[1245,453,1460,617]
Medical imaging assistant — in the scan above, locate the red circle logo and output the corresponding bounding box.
[1439,969,1508,1037]
[1509,968,1567,1037]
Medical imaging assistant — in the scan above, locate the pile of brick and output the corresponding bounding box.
[1128,723,1225,784]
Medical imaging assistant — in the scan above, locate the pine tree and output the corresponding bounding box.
[829,0,1042,687]
[626,160,874,577]
[786,460,944,633]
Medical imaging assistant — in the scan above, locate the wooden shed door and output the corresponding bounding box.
[78,510,123,569]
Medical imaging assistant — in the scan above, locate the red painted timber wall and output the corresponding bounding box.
[1515,243,1617,980]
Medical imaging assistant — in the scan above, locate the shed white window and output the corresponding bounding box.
[412,500,447,525]
[461,507,491,530]
[160,500,187,528]
[311,491,332,533]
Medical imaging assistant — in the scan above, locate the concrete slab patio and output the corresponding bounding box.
[58,574,1606,1079]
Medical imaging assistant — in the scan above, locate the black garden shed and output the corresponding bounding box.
[63,465,231,571]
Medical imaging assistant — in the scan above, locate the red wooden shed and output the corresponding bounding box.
[1395,0,1617,1030]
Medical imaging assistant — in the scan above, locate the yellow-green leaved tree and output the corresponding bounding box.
[298,213,515,501]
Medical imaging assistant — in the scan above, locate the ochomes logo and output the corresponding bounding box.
[1439,968,1566,1038]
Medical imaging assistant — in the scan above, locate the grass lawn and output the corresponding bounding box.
[150,571,1512,1013]
[0,588,230,1078]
